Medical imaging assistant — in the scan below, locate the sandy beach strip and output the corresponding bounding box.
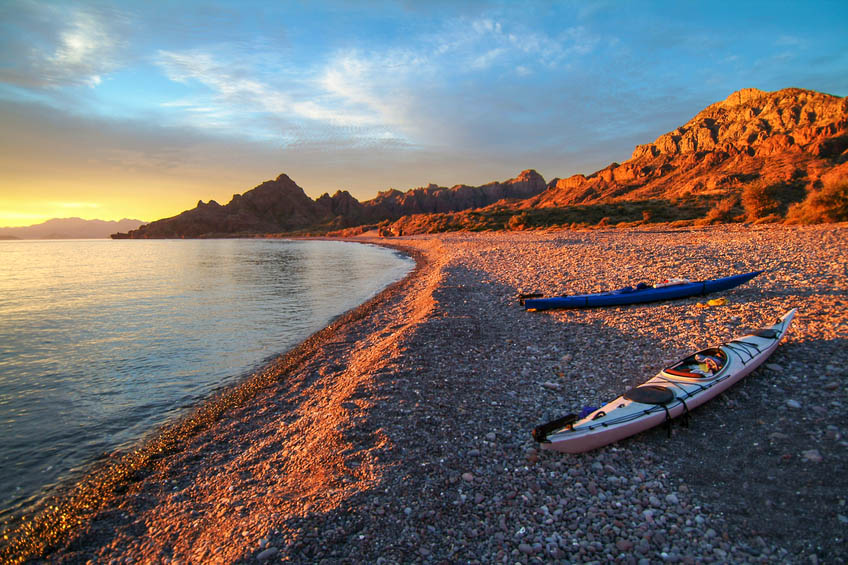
[4,224,847,564]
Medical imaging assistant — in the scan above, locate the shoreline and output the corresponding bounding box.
[4,224,847,563]
[0,240,428,563]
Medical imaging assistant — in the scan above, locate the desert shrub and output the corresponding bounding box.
[507,212,529,230]
[785,178,848,224]
[741,180,783,221]
[702,195,741,224]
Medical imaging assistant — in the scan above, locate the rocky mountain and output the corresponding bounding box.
[528,87,848,208]
[364,169,546,220]
[115,170,547,238]
[116,87,846,238]
[0,217,144,239]
[116,174,331,238]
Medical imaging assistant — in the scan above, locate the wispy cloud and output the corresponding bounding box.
[148,7,603,150]
[0,4,125,89]
[155,46,416,145]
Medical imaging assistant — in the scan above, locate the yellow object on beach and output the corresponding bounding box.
[695,297,729,308]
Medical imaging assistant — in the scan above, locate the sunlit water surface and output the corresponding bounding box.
[0,239,413,521]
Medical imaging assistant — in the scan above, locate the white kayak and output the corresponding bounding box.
[533,308,797,453]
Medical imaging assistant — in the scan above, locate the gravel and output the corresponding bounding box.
[13,223,847,564]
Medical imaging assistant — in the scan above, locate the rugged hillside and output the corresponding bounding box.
[377,87,847,235]
[117,87,846,238]
[117,174,330,238]
[529,87,848,208]
[116,170,546,238]
[365,169,545,220]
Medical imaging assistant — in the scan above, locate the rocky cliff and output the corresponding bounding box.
[528,87,848,208]
[116,170,547,238]
[117,87,846,238]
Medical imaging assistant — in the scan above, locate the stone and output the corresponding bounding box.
[616,539,634,551]
[257,547,278,561]
[802,449,823,462]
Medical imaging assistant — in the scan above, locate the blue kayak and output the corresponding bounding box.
[523,270,762,311]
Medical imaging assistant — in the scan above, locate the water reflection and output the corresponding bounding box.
[0,238,413,521]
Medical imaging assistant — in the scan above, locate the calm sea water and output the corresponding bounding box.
[0,238,413,521]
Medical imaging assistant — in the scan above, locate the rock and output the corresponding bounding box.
[462,472,475,482]
[485,432,496,441]
[786,399,802,409]
[616,539,634,551]
[257,547,278,561]
[519,543,534,555]
[765,363,784,372]
[666,493,680,505]
[802,449,823,462]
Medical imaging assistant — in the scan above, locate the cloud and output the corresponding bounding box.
[0,3,126,89]
[155,46,417,147]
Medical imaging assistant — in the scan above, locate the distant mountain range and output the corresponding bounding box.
[114,86,847,239]
[0,218,145,240]
[113,170,547,238]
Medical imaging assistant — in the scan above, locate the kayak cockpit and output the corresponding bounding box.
[663,347,727,378]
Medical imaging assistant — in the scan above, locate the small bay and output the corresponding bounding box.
[0,238,413,521]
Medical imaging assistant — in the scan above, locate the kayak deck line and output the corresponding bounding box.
[533,308,796,453]
[523,270,763,311]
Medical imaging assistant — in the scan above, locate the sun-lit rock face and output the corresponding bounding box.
[120,88,847,238]
[530,87,848,207]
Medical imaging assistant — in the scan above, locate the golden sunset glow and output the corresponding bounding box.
[2,1,845,229]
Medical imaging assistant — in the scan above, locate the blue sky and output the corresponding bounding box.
[1,0,847,225]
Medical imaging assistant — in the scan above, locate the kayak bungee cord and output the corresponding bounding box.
[559,333,782,435]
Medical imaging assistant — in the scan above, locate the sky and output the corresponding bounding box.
[1,1,847,226]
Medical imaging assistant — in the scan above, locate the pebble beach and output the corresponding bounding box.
[10,224,847,564]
